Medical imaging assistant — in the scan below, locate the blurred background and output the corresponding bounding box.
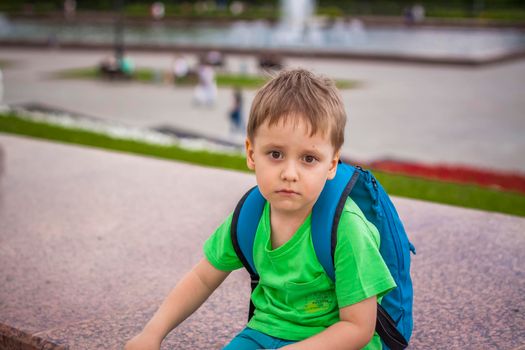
[0,0,524,216]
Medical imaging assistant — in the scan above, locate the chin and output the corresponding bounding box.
[270,199,307,213]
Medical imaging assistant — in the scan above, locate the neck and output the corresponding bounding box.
[269,205,312,248]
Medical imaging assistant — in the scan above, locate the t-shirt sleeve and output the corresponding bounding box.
[334,200,396,308]
[203,213,244,271]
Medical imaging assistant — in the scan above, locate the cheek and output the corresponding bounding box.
[254,167,273,196]
[256,181,275,204]
[305,168,330,194]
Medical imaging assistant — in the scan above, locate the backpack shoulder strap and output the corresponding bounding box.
[231,186,266,321]
[231,186,265,277]
[311,162,359,281]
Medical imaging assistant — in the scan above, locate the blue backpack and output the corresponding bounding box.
[231,162,416,350]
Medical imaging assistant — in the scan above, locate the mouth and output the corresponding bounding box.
[276,189,299,196]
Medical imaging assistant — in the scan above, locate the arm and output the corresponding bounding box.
[282,296,377,350]
[125,258,230,350]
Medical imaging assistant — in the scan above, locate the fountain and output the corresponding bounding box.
[276,0,317,44]
[228,0,365,49]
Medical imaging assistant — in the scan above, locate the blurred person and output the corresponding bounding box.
[99,55,134,79]
[403,6,413,24]
[151,2,165,20]
[0,68,3,102]
[99,55,119,78]
[229,87,244,137]
[0,68,5,110]
[63,0,76,20]
[172,55,189,83]
[193,63,217,107]
[411,4,425,23]
[258,53,283,72]
[230,1,245,16]
[207,50,224,69]
[404,3,425,24]
[119,55,135,77]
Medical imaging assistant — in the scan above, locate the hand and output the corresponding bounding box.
[124,331,162,350]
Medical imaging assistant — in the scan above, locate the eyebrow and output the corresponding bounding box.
[262,143,286,150]
[262,143,323,156]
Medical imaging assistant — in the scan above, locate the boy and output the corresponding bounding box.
[126,69,395,349]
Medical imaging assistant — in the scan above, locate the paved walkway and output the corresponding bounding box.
[0,134,524,349]
[1,48,524,173]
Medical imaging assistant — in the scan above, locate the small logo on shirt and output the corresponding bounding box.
[301,291,334,313]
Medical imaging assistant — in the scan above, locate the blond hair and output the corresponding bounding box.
[247,68,346,151]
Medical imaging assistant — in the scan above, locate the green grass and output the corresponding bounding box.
[0,113,247,171]
[372,172,525,217]
[1,112,524,217]
[216,74,269,89]
[56,67,359,90]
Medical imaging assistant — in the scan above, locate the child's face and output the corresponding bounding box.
[245,116,339,218]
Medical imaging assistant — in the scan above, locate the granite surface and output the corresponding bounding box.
[0,134,524,349]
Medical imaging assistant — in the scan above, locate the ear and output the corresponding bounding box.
[327,151,340,180]
[245,138,255,170]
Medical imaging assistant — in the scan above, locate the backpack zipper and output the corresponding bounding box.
[378,184,411,333]
[381,195,405,272]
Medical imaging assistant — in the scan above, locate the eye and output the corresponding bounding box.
[303,155,317,164]
[269,151,282,160]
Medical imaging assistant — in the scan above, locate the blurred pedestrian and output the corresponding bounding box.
[0,68,5,110]
[63,0,76,20]
[229,87,244,137]
[412,4,425,22]
[99,55,119,78]
[0,68,3,101]
[193,63,217,107]
[119,55,135,77]
[206,50,223,68]
[151,2,165,20]
[172,55,189,84]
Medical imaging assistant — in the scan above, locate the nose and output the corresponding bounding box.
[281,160,299,182]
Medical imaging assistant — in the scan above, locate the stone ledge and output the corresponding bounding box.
[0,323,67,350]
[0,134,523,349]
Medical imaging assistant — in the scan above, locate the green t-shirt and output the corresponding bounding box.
[204,198,396,348]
